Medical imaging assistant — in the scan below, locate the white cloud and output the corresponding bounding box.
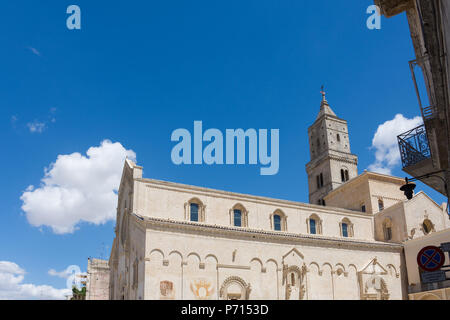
[27,121,46,133]
[0,261,26,276]
[21,140,136,234]
[0,261,71,300]
[368,114,423,175]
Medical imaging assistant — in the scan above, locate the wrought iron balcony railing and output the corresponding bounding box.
[398,124,431,168]
[409,56,437,121]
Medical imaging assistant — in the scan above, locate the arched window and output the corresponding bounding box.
[341,169,350,182]
[274,215,282,231]
[378,199,384,212]
[185,198,206,222]
[316,173,324,189]
[342,223,349,237]
[310,219,316,234]
[337,134,341,142]
[219,276,251,300]
[340,218,354,238]
[230,204,248,227]
[307,214,322,234]
[271,210,287,231]
[422,219,434,235]
[234,209,242,227]
[190,203,199,222]
[383,218,393,241]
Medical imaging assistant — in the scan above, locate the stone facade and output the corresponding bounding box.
[324,171,407,215]
[108,160,409,300]
[374,192,450,243]
[324,171,450,243]
[86,258,110,300]
[306,94,358,206]
[106,96,450,300]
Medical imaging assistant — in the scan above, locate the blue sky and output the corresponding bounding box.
[0,0,445,298]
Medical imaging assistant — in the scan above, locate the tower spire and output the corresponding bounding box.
[316,85,336,119]
[306,86,359,205]
[320,85,327,102]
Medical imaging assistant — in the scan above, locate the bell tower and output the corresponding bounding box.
[306,88,358,205]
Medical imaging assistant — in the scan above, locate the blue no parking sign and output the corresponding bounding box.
[417,246,445,272]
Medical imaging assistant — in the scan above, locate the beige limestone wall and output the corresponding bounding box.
[403,193,450,237]
[367,179,405,214]
[325,172,406,215]
[132,179,375,241]
[374,202,408,242]
[307,158,334,205]
[141,222,404,300]
[325,174,372,213]
[109,213,146,300]
[374,192,449,243]
[324,118,352,154]
[328,155,358,189]
[86,259,110,300]
[108,160,447,301]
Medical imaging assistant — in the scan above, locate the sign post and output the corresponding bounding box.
[417,246,448,285]
[421,270,446,283]
[417,246,445,272]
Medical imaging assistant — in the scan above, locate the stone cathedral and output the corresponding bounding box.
[108,94,450,300]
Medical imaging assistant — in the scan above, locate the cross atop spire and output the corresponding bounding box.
[320,85,326,101]
[316,84,336,119]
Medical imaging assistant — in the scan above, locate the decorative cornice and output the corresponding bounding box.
[306,153,358,170]
[132,214,403,252]
[309,113,347,127]
[218,264,250,270]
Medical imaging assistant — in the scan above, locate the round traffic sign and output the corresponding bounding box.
[417,246,445,272]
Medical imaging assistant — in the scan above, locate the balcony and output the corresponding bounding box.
[398,124,431,168]
[397,124,447,195]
